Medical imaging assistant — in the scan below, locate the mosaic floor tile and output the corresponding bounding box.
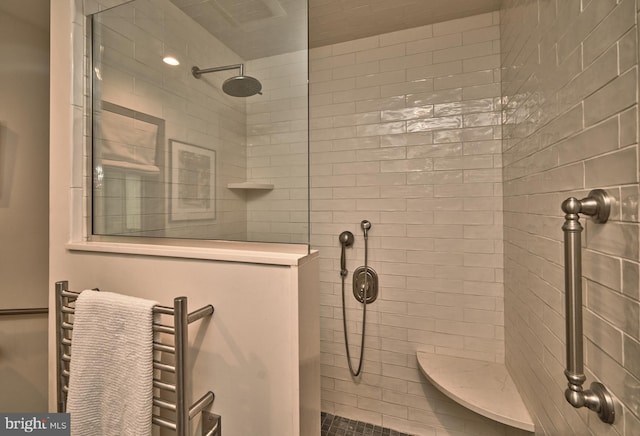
[321,412,414,436]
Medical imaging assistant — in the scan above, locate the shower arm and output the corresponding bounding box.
[561,189,615,424]
[192,64,243,79]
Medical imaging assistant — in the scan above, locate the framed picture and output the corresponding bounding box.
[169,140,216,221]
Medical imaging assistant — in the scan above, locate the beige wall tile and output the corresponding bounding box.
[585,147,638,189]
[584,69,637,127]
[583,0,635,66]
[433,13,494,36]
[406,33,462,55]
[433,41,494,64]
[502,0,640,433]
[557,117,618,165]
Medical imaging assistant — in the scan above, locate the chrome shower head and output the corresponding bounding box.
[192,63,262,97]
[222,75,262,97]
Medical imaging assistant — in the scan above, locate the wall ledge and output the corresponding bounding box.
[417,351,535,432]
[66,240,316,266]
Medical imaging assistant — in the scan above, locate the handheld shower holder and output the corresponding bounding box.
[339,231,354,278]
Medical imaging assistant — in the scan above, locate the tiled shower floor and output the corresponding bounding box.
[321,412,414,436]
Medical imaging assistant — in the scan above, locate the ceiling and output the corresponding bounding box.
[310,0,501,48]
[171,0,501,60]
[1,0,501,60]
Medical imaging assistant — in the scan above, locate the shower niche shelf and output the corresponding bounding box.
[417,352,535,432]
[227,182,274,190]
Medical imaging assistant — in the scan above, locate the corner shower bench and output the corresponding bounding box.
[416,352,535,432]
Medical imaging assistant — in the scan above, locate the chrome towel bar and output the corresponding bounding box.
[561,189,615,424]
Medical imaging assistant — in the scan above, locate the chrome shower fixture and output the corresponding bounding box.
[361,220,371,239]
[337,220,378,378]
[354,220,377,304]
[339,231,354,278]
[191,63,262,97]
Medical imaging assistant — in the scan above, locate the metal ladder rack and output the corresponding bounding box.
[55,280,219,435]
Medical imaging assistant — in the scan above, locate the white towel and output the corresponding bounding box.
[67,290,158,436]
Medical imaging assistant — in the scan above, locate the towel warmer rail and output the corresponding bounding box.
[55,280,219,435]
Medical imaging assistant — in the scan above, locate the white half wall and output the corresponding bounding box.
[49,2,319,435]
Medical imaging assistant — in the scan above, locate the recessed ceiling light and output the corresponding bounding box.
[163,56,180,66]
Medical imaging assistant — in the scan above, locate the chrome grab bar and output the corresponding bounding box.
[561,189,615,424]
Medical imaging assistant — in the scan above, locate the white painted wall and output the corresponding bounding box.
[0,0,49,412]
[50,250,319,435]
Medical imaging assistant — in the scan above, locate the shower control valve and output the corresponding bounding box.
[353,266,378,304]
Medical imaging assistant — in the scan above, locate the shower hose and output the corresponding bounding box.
[341,234,369,377]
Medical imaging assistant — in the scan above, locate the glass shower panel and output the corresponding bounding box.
[90,0,308,245]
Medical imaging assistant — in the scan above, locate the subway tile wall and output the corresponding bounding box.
[245,52,309,243]
[309,12,523,435]
[86,0,309,244]
[501,0,640,435]
[84,0,248,240]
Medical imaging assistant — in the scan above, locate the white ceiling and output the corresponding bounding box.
[310,0,501,48]
[171,0,501,60]
[170,0,307,60]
